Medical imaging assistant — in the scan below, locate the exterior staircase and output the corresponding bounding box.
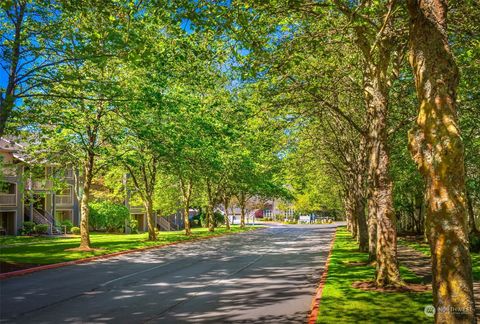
[157,216,179,231]
[26,207,63,235]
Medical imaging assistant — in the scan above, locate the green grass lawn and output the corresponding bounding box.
[0,226,259,267]
[400,238,480,280]
[318,227,433,323]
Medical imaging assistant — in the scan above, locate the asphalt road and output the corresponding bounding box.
[0,224,337,324]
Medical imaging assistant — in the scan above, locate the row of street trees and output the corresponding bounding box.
[200,1,478,323]
[2,1,479,322]
[1,1,288,247]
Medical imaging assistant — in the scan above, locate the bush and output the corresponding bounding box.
[71,226,80,235]
[59,220,74,233]
[89,201,130,232]
[129,219,139,234]
[22,221,36,235]
[199,211,225,228]
[213,211,224,227]
[190,213,202,227]
[34,224,49,234]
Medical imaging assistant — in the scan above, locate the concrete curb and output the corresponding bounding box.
[307,229,337,324]
[0,227,266,281]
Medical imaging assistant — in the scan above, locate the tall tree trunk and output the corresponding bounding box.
[79,153,94,250]
[239,192,246,229]
[413,192,425,235]
[408,1,476,321]
[204,205,210,229]
[224,195,231,230]
[355,194,368,252]
[207,205,214,232]
[355,139,369,252]
[206,179,215,232]
[207,179,215,232]
[180,178,193,236]
[368,201,377,262]
[345,190,357,238]
[144,196,157,241]
[467,191,477,234]
[365,71,402,287]
[348,0,404,287]
[345,195,353,232]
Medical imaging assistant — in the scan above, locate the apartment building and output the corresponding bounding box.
[0,138,80,235]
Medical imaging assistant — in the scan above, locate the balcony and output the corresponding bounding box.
[55,195,73,206]
[130,206,145,214]
[53,168,74,179]
[31,180,53,191]
[0,193,16,206]
[1,165,17,177]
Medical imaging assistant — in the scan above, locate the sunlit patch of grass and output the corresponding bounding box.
[0,226,260,266]
[400,238,480,281]
[318,227,433,323]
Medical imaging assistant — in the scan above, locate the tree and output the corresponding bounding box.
[89,201,129,232]
[18,1,135,249]
[1,0,63,136]
[407,0,476,321]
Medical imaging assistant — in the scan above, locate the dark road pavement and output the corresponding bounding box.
[0,224,337,323]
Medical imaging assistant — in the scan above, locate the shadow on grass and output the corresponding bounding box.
[318,228,433,324]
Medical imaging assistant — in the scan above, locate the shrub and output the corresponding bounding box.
[129,219,139,234]
[190,213,202,227]
[22,221,36,235]
[89,201,130,232]
[59,220,74,233]
[213,211,224,227]
[199,211,225,228]
[71,226,81,235]
[34,224,49,234]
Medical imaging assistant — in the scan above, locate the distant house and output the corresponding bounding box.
[123,184,184,232]
[0,138,80,235]
[125,204,184,232]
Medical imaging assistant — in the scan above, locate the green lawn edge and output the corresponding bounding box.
[0,226,262,267]
[317,227,433,323]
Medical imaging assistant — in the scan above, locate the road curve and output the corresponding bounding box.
[0,224,337,324]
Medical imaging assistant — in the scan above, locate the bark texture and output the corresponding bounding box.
[206,180,215,233]
[352,2,404,286]
[144,197,157,241]
[79,154,94,249]
[355,138,369,252]
[367,202,377,262]
[345,192,358,239]
[223,196,231,230]
[364,59,402,287]
[239,192,247,229]
[408,1,476,321]
[355,193,368,252]
[180,178,193,236]
[367,91,401,286]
